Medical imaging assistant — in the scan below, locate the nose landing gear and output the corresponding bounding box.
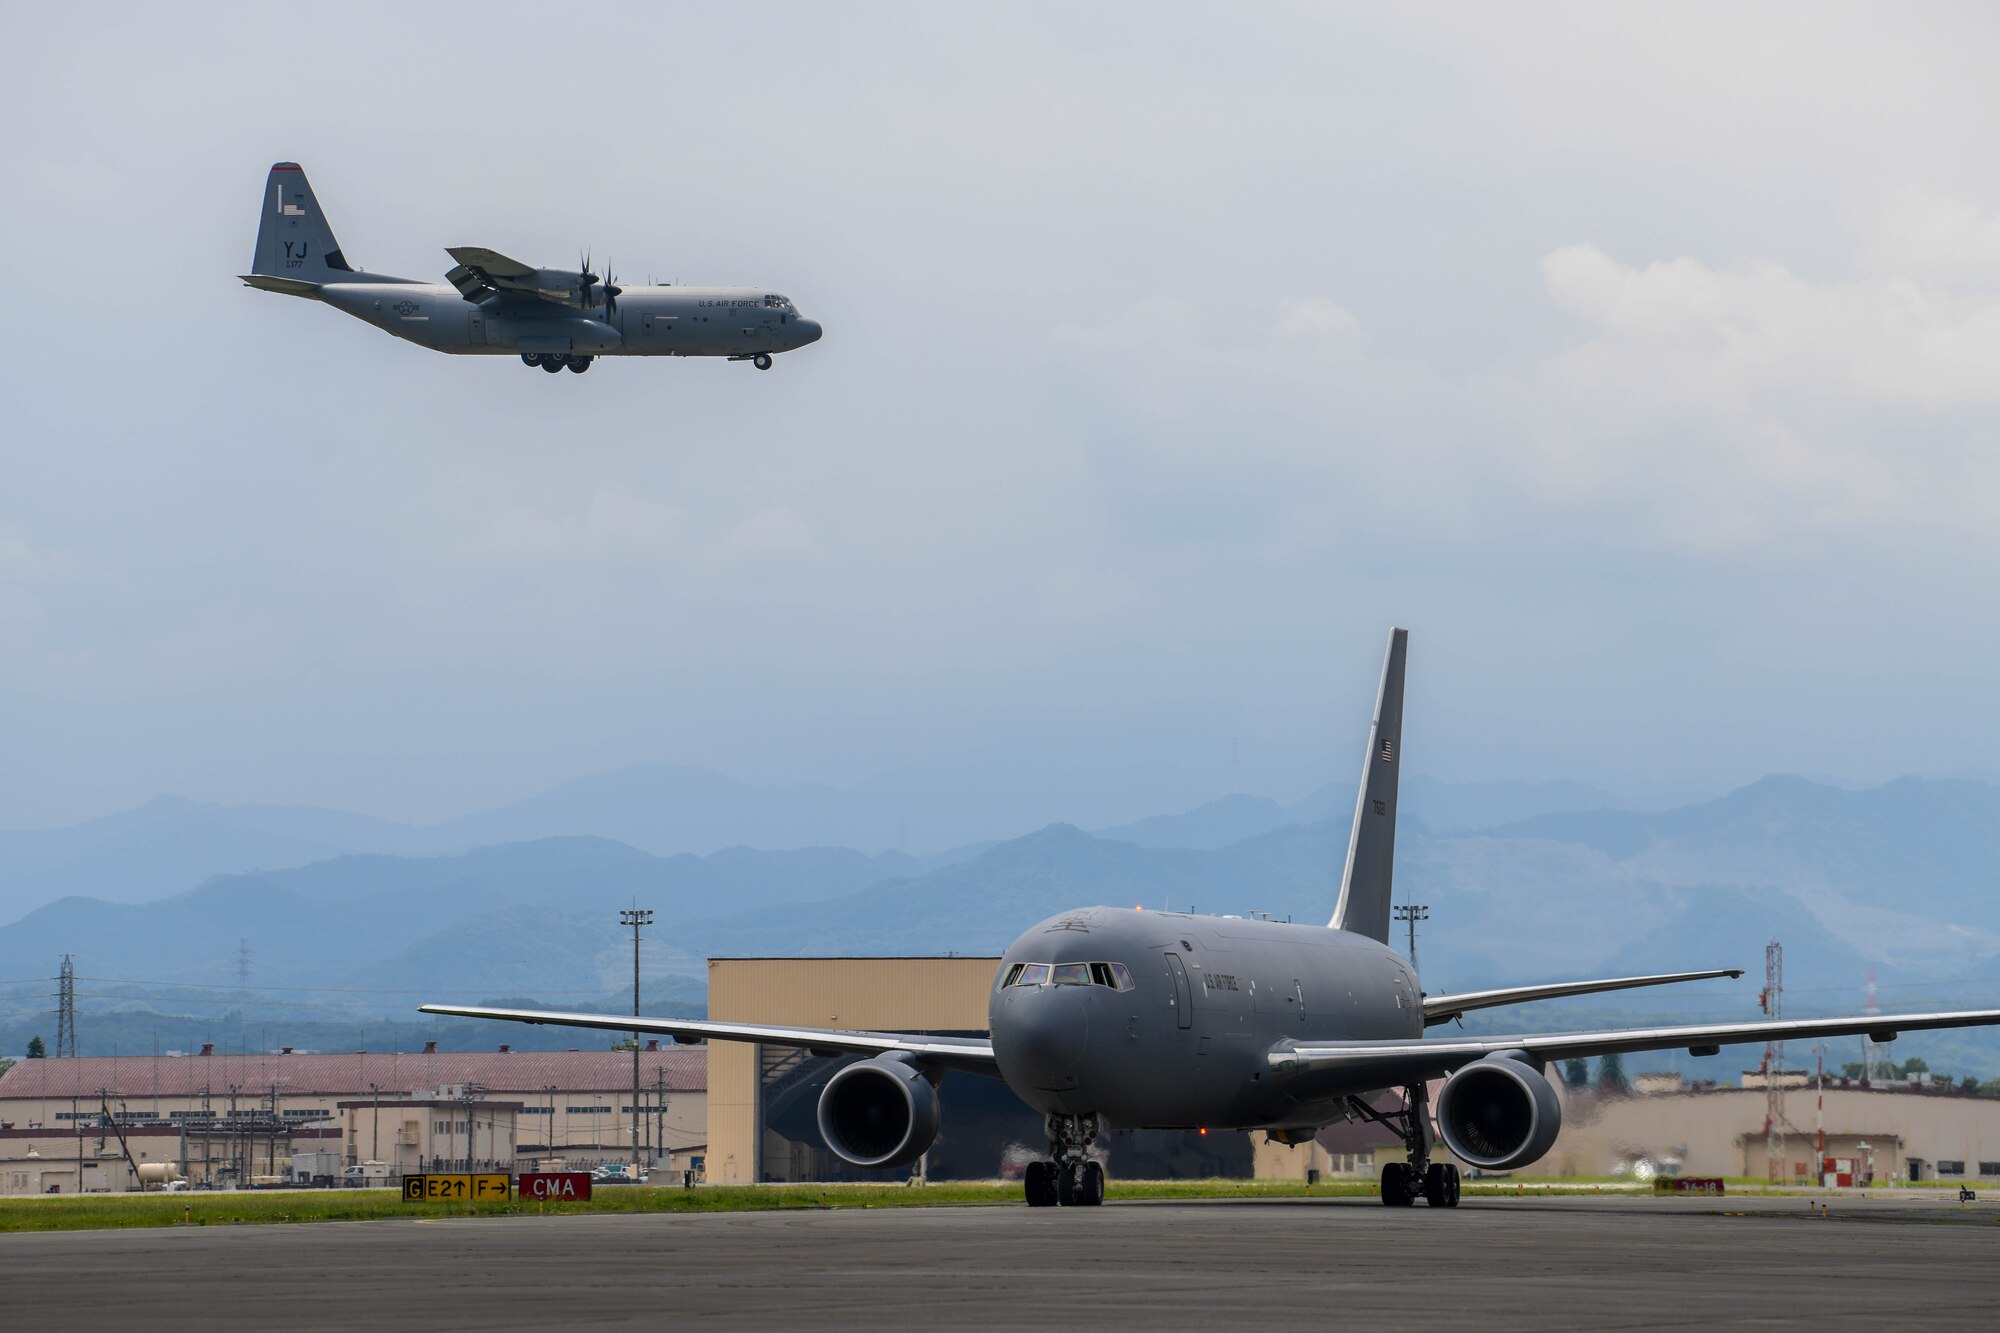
[1025,1113,1104,1208]
[1349,1084,1461,1208]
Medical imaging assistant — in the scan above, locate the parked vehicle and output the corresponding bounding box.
[341,1161,394,1188]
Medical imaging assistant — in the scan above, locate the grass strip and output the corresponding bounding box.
[0,1177,1677,1232]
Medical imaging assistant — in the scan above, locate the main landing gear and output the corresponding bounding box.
[1347,1084,1460,1208]
[1024,1112,1105,1208]
[521,352,592,374]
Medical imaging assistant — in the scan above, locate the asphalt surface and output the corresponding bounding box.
[4,1193,1997,1329]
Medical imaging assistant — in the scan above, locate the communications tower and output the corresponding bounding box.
[56,954,77,1058]
[1758,940,1785,1182]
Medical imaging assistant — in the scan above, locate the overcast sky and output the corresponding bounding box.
[4,3,1999,831]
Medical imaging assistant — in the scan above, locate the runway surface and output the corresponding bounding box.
[4,1193,1997,1329]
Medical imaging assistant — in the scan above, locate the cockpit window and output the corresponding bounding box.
[764,294,794,310]
[1005,961,1133,990]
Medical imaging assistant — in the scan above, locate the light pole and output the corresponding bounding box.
[368,1082,380,1167]
[620,907,653,1177]
[1393,903,1430,974]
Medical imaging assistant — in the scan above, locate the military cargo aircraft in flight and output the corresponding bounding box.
[424,630,2000,1207]
[240,163,822,374]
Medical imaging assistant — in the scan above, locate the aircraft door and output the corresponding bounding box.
[469,310,486,346]
[1165,953,1193,1030]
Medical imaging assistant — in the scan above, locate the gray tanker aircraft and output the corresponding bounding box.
[241,163,821,374]
[424,629,2000,1207]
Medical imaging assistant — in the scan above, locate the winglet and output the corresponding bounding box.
[1330,627,1407,942]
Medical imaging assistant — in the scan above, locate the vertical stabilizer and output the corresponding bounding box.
[250,163,355,282]
[1329,627,1407,941]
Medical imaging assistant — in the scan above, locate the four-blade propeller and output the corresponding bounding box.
[576,250,621,317]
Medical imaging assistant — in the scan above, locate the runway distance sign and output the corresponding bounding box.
[401,1173,512,1201]
[520,1171,592,1201]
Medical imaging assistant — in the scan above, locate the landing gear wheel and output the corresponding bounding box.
[541,357,565,373]
[1380,1161,1413,1206]
[521,352,543,367]
[1076,1161,1105,1207]
[567,356,592,373]
[753,353,773,370]
[1423,1162,1460,1208]
[1024,1161,1058,1208]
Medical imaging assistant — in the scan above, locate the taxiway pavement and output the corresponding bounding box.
[3,1193,1995,1329]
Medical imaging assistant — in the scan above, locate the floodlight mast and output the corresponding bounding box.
[1393,903,1429,974]
[621,908,654,1175]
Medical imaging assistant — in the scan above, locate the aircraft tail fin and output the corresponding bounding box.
[1329,627,1407,942]
[249,163,356,284]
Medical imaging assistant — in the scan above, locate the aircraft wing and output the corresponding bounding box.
[417,1003,1002,1077]
[1271,1008,2000,1083]
[1421,968,1744,1026]
[443,246,577,306]
[445,246,537,279]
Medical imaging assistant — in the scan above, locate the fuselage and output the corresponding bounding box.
[989,908,1423,1132]
[314,280,823,358]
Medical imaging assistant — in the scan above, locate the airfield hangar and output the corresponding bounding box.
[0,1044,705,1195]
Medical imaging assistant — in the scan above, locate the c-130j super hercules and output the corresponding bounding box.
[428,637,2000,1208]
[241,163,822,374]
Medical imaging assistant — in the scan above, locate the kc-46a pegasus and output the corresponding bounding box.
[423,630,2000,1208]
[241,163,821,375]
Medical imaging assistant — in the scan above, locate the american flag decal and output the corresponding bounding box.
[1379,737,1394,762]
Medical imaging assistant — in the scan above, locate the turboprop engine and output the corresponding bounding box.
[1433,1051,1564,1171]
[815,1054,942,1169]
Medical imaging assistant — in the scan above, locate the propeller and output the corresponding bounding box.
[575,248,619,317]
[602,263,621,318]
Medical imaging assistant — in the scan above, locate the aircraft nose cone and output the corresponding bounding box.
[796,319,823,346]
[996,988,1088,1088]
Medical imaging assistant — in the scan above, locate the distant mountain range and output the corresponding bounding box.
[5,771,1999,1073]
[0,764,1707,924]
[0,764,971,922]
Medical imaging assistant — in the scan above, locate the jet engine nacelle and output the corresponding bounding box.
[1434,1051,1563,1172]
[815,1054,941,1170]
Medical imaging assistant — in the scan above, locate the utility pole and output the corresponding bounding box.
[56,955,77,1058]
[620,907,653,1176]
[1392,904,1429,974]
[655,1066,667,1169]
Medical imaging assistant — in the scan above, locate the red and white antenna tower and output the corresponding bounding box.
[1759,940,1785,1183]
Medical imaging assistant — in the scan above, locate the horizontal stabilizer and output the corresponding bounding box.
[239,273,323,299]
[1422,968,1744,1027]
